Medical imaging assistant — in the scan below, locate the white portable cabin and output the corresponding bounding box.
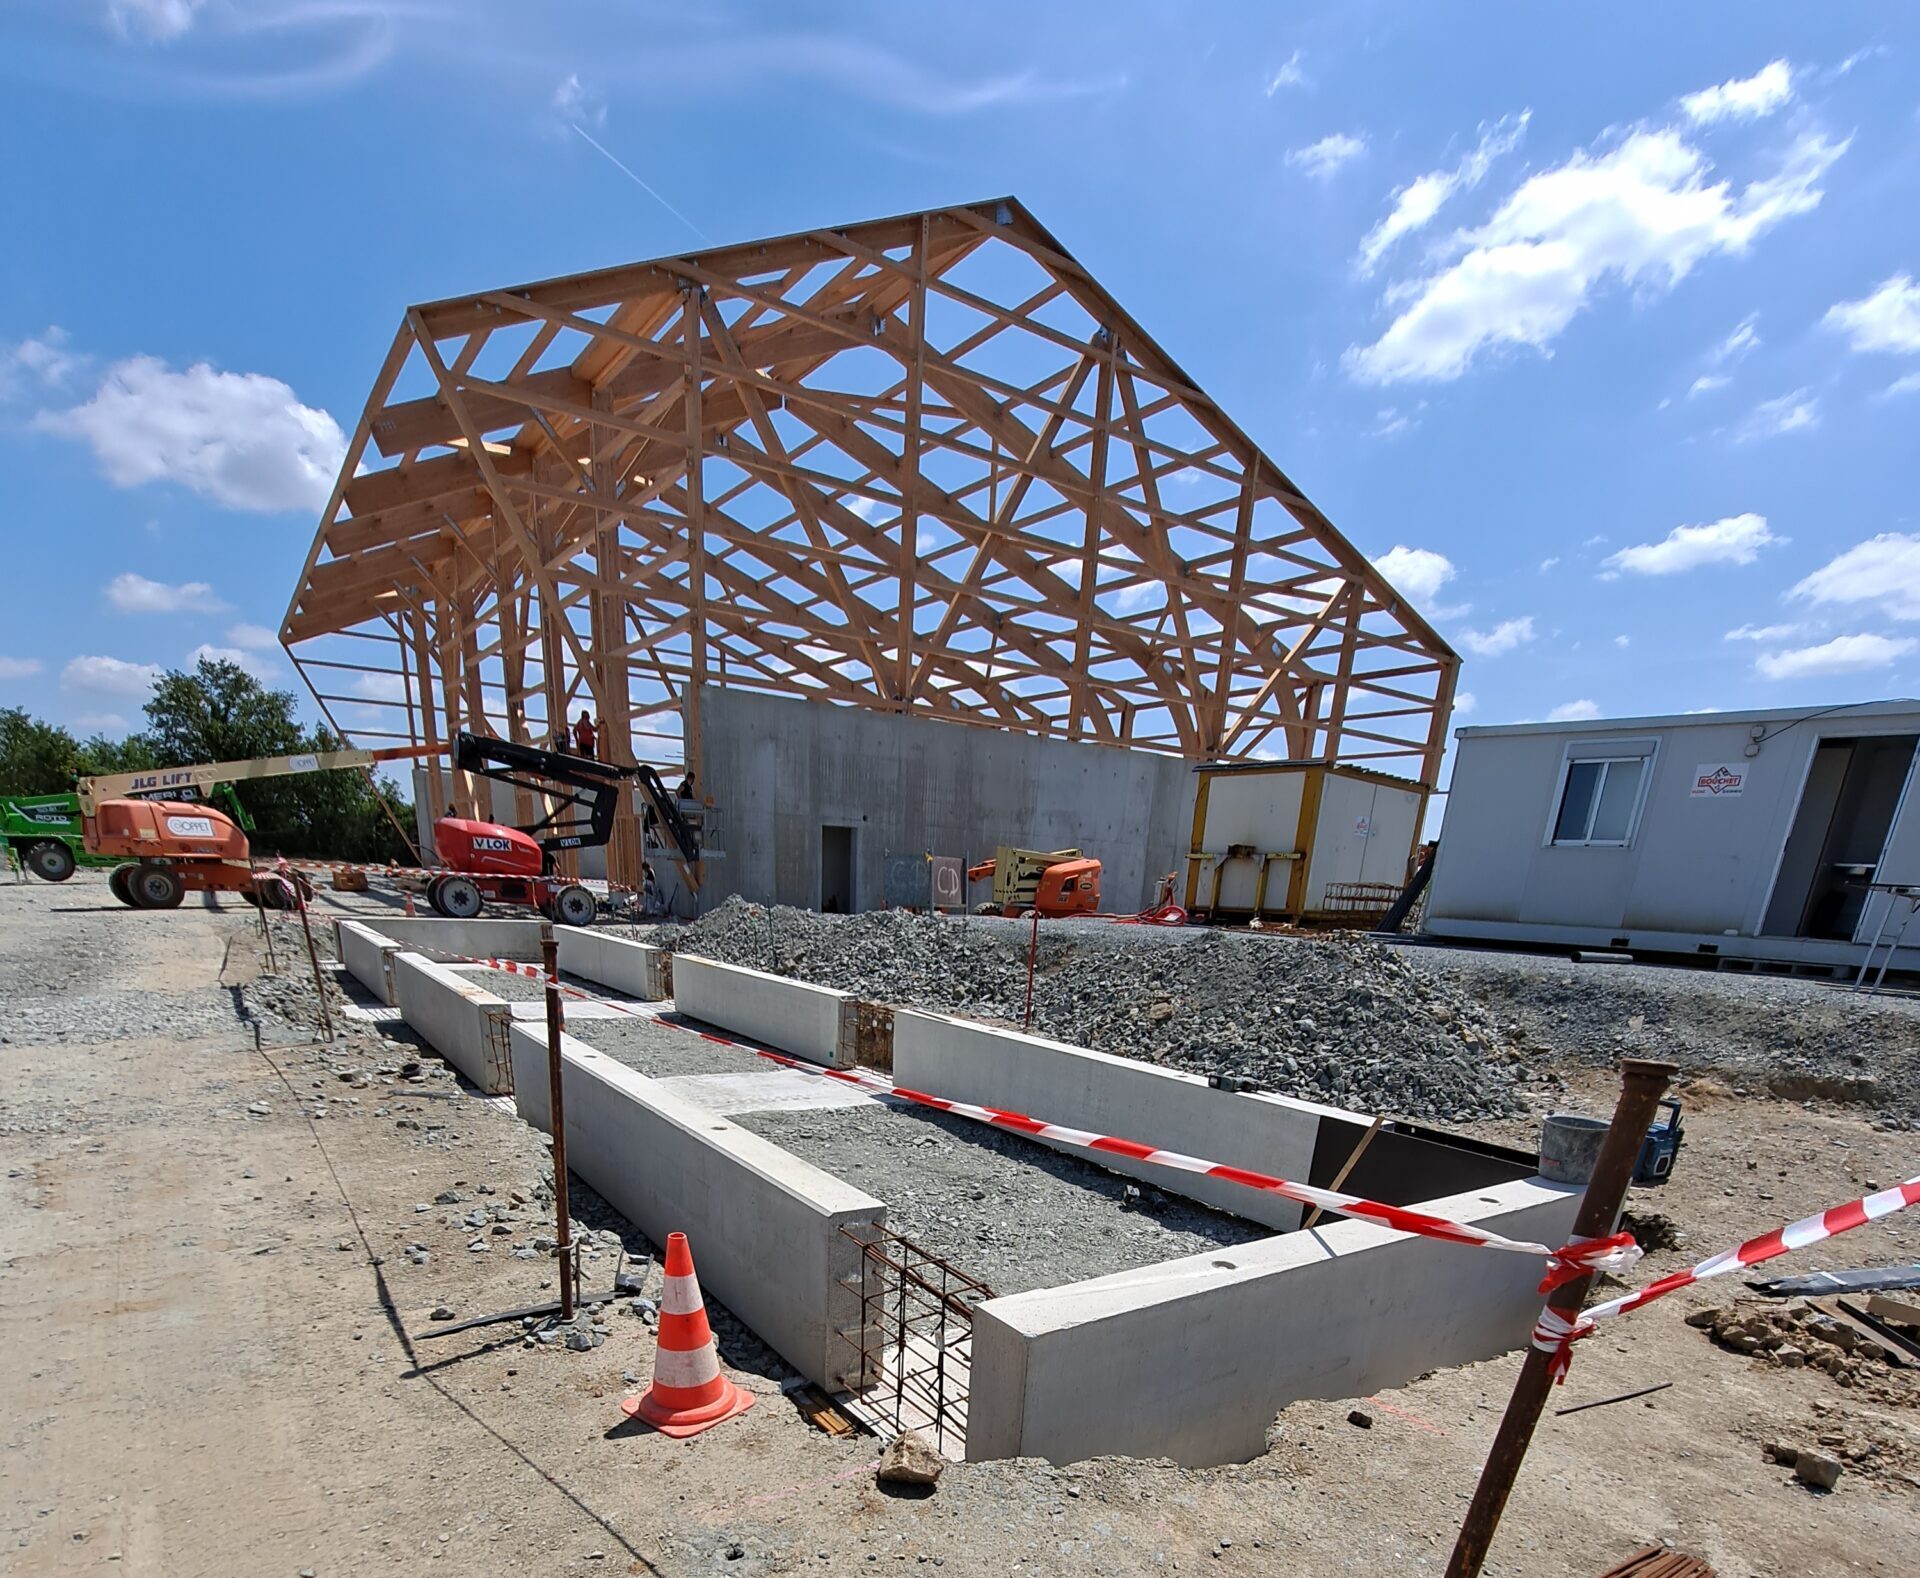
[1425,700,1920,974]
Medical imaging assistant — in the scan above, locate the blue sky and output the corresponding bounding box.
[2,3,1918,797]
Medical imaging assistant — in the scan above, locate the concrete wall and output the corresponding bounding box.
[694,686,1193,914]
[673,954,857,1068]
[353,915,547,961]
[555,926,667,1000]
[968,1176,1580,1466]
[1428,702,1920,965]
[336,919,401,1004]
[391,952,516,1094]
[893,1009,1353,1231]
[508,1024,884,1389]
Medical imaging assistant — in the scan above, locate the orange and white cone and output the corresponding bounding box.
[403,890,417,917]
[621,1232,755,1438]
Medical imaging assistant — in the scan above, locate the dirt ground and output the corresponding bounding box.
[2,874,1916,1576]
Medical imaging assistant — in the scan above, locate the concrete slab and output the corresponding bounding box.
[967,1175,1581,1467]
[672,955,857,1067]
[655,1069,876,1117]
[555,926,667,1000]
[507,1023,885,1391]
[892,1009,1357,1231]
[390,952,515,1094]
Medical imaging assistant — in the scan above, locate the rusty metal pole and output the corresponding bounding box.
[250,863,277,972]
[1444,1057,1677,1578]
[542,924,574,1323]
[1023,909,1039,1032]
[290,872,334,1041]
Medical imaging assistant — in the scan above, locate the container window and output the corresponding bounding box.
[1552,758,1646,846]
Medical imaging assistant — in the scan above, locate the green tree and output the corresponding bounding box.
[0,708,81,795]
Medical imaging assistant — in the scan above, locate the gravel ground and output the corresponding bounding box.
[571,1013,775,1080]
[626,901,1533,1121]
[736,1103,1266,1295]
[448,965,601,1003]
[1396,942,1920,1125]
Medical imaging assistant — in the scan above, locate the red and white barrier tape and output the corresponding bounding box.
[1533,1175,1920,1379]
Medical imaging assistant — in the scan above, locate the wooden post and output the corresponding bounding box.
[1444,1058,1677,1578]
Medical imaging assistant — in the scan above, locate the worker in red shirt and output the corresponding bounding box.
[572,711,597,759]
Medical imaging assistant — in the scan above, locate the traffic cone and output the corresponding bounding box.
[404,890,416,918]
[621,1232,755,1438]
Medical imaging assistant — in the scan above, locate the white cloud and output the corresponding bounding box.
[2,327,85,395]
[552,71,606,128]
[1733,388,1819,442]
[1755,633,1917,681]
[1539,556,1561,572]
[354,671,409,702]
[104,571,228,614]
[1453,691,1478,715]
[1548,699,1601,721]
[1457,616,1536,657]
[226,622,279,650]
[1357,111,1530,274]
[1679,60,1793,125]
[1287,132,1367,182]
[1889,372,1920,398]
[1374,545,1457,606]
[1346,126,1846,384]
[71,713,129,734]
[1372,406,1418,439]
[0,656,43,679]
[1791,533,1920,621]
[35,356,345,514]
[1711,315,1761,363]
[1824,275,1920,356]
[105,1,204,43]
[1603,513,1778,575]
[1724,622,1805,642]
[1612,634,1630,648]
[62,655,162,697]
[188,643,279,682]
[1264,51,1308,95]
[1687,373,1731,397]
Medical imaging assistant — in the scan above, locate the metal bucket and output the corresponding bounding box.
[1538,1113,1608,1184]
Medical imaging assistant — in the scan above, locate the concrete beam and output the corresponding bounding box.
[354,915,546,961]
[555,926,667,1000]
[672,955,858,1068]
[968,1176,1580,1467]
[507,1023,884,1389]
[336,918,402,1005]
[892,1009,1360,1231]
[391,951,516,1094]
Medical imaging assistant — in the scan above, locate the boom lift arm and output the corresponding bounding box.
[75,744,429,817]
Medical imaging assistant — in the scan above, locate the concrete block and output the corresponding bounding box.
[555,926,666,1000]
[508,1022,884,1389]
[892,1009,1358,1231]
[357,916,545,962]
[672,954,857,1068]
[336,919,402,1005]
[967,1176,1581,1467]
[391,952,515,1094]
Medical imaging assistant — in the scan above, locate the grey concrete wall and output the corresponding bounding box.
[968,1176,1580,1466]
[892,1009,1355,1231]
[694,687,1193,913]
[555,926,666,1000]
[337,919,401,1005]
[1428,703,1920,958]
[508,1024,884,1389]
[673,954,857,1068]
[391,952,516,1094]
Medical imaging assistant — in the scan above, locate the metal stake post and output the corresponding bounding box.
[1022,909,1039,1032]
[1444,1057,1676,1578]
[250,863,277,972]
[542,925,574,1324]
[290,872,333,1041]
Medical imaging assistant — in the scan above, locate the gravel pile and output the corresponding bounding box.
[627,901,1534,1120]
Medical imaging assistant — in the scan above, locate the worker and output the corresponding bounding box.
[641,861,662,916]
[675,771,695,802]
[572,711,597,760]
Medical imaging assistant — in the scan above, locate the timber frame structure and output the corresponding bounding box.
[282,198,1458,890]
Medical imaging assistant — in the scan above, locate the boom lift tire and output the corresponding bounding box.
[130,863,185,910]
[108,863,136,906]
[551,884,596,927]
[23,840,76,882]
[435,874,484,919]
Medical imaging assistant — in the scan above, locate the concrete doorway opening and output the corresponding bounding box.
[821,824,855,914]
[1765,734,1919,940]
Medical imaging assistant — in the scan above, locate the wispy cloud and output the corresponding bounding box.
[1357,111,1530,275]
[1548,699,1601,721]
[1679,60,1793,125]
[1603,513,1778,575]
[568,122,713,245]
[105,572,228,614]
[1264,50,1307,95]
[551,70,605,129]
[62,654,162,698]
[1457,616,1536,657]
[1287,132,1367,182]
[1824,274,1920,355]
[1756,632,1916,681]
[1792,533,1920,621]
[104,0,204,43]
[1733,388,1819,442]
[0,656,43,680]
